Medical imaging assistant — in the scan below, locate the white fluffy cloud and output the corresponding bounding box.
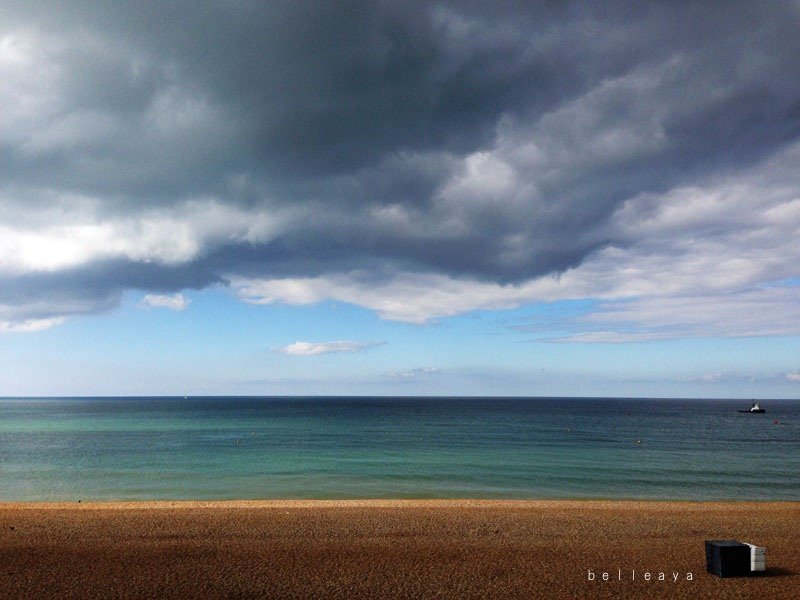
[0,316,65,333]
[140,293,190,311]
[276,340,385,356]
[558,287,800,343]
[388,367,441,379]
[0,197,282,275]
[235,273,540,324]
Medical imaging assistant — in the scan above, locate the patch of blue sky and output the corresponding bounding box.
[1,288,799,398]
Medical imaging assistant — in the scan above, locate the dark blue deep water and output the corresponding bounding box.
[1,397,798,501]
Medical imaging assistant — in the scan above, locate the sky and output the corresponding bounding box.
[1,1,800,398]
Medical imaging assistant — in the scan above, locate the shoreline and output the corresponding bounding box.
[3,498,800,509]
[2,500,798,598]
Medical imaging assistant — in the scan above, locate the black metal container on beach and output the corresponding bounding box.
[704,540,752,577]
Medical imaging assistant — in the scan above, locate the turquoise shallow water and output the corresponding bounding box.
[0,397,798,501]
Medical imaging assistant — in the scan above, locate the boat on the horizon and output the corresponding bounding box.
[738,402,765,414]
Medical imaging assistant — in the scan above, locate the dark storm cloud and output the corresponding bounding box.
[0,261,224,321]
[2,0,800,323]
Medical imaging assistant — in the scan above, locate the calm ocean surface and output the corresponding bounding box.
[1,397,798,501]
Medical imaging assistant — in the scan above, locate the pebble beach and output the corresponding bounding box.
[1,500,798,599]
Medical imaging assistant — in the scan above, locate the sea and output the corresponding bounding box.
[0,397,798,502]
